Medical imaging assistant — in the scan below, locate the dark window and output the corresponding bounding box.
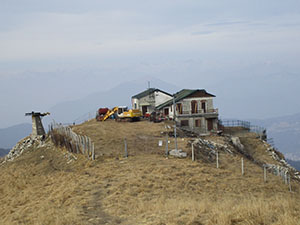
[181,120,189,126]
[195,119,201,127]
[191,100,198,114]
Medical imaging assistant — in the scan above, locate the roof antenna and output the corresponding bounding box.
[148,81,150,89]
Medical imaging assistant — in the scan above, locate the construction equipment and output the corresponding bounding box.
[96,108,109,121]
[99,106,142,122]
[116,106,142,122]
[100,107,118,121]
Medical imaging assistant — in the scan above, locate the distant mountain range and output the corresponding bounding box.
[0,123,31,149]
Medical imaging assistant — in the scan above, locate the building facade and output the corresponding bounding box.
[132,88,173,116]
[156,89,219,134]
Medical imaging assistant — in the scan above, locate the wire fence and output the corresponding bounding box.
[49,122,95,160]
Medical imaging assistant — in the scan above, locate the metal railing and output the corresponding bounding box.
[219,119,267,137]
[219,120,251,129]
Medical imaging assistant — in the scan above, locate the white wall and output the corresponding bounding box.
[154,91,172,107]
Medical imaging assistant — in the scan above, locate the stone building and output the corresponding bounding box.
[131,88,172,116]
[156,89,219,134]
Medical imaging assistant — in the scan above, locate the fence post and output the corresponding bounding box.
[216,151,219,169]
[92,143,95,160]
[241,157,244,176]
[264,165,267,182]
[88,138,92,159]
[192,143,195,161]
[165,134,168,157]
[288,174,292,192]
[124,138,128,158]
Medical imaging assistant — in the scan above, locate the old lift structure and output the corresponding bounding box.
[25,111,50,137]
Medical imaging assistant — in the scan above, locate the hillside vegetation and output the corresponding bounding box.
[0,120,299,225]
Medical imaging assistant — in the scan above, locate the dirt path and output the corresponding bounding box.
[82,187,122,225]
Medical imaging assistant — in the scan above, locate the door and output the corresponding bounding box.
[142,106,148,116]
[201,101,206,113]
[191,100,198,114]
[164,108,169,116]
[207,119,213,131]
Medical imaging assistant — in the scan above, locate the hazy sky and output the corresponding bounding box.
[1,0,300,128]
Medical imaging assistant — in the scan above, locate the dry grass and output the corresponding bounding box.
[0,119,299,225]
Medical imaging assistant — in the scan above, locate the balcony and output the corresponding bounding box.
[176,108,219,118]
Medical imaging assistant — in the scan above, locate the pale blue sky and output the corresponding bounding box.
[1,0,300,127]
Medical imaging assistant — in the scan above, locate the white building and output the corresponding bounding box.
[156,89,219,133]
[132,88,172,116]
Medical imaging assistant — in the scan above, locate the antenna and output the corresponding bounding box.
[148,81,150,89]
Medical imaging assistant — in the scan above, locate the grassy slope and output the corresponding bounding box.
[0,120,299,225]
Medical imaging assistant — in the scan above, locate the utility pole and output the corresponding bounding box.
[173,96,178,150]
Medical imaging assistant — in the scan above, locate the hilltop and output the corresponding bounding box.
[0,119,299,225]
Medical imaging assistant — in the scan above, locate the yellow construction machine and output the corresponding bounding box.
[100,106,142,122]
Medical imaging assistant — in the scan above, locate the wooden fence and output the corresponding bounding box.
[49,123,95,160]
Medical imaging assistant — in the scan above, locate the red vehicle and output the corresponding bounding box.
[96,108,109,121]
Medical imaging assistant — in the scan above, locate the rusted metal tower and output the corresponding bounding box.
[25,111,50,137]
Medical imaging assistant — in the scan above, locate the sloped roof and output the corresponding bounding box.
[156,89,215,109]
[132,88,172,99]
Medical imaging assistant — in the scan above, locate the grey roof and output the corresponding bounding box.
[156,89,215,110]
[132,88,172,99]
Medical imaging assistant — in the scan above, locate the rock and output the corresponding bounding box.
[231,137,244,152]
[169,149,187,158]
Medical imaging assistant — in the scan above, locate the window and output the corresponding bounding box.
[181,120,189,126]
[195,119,201,127]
